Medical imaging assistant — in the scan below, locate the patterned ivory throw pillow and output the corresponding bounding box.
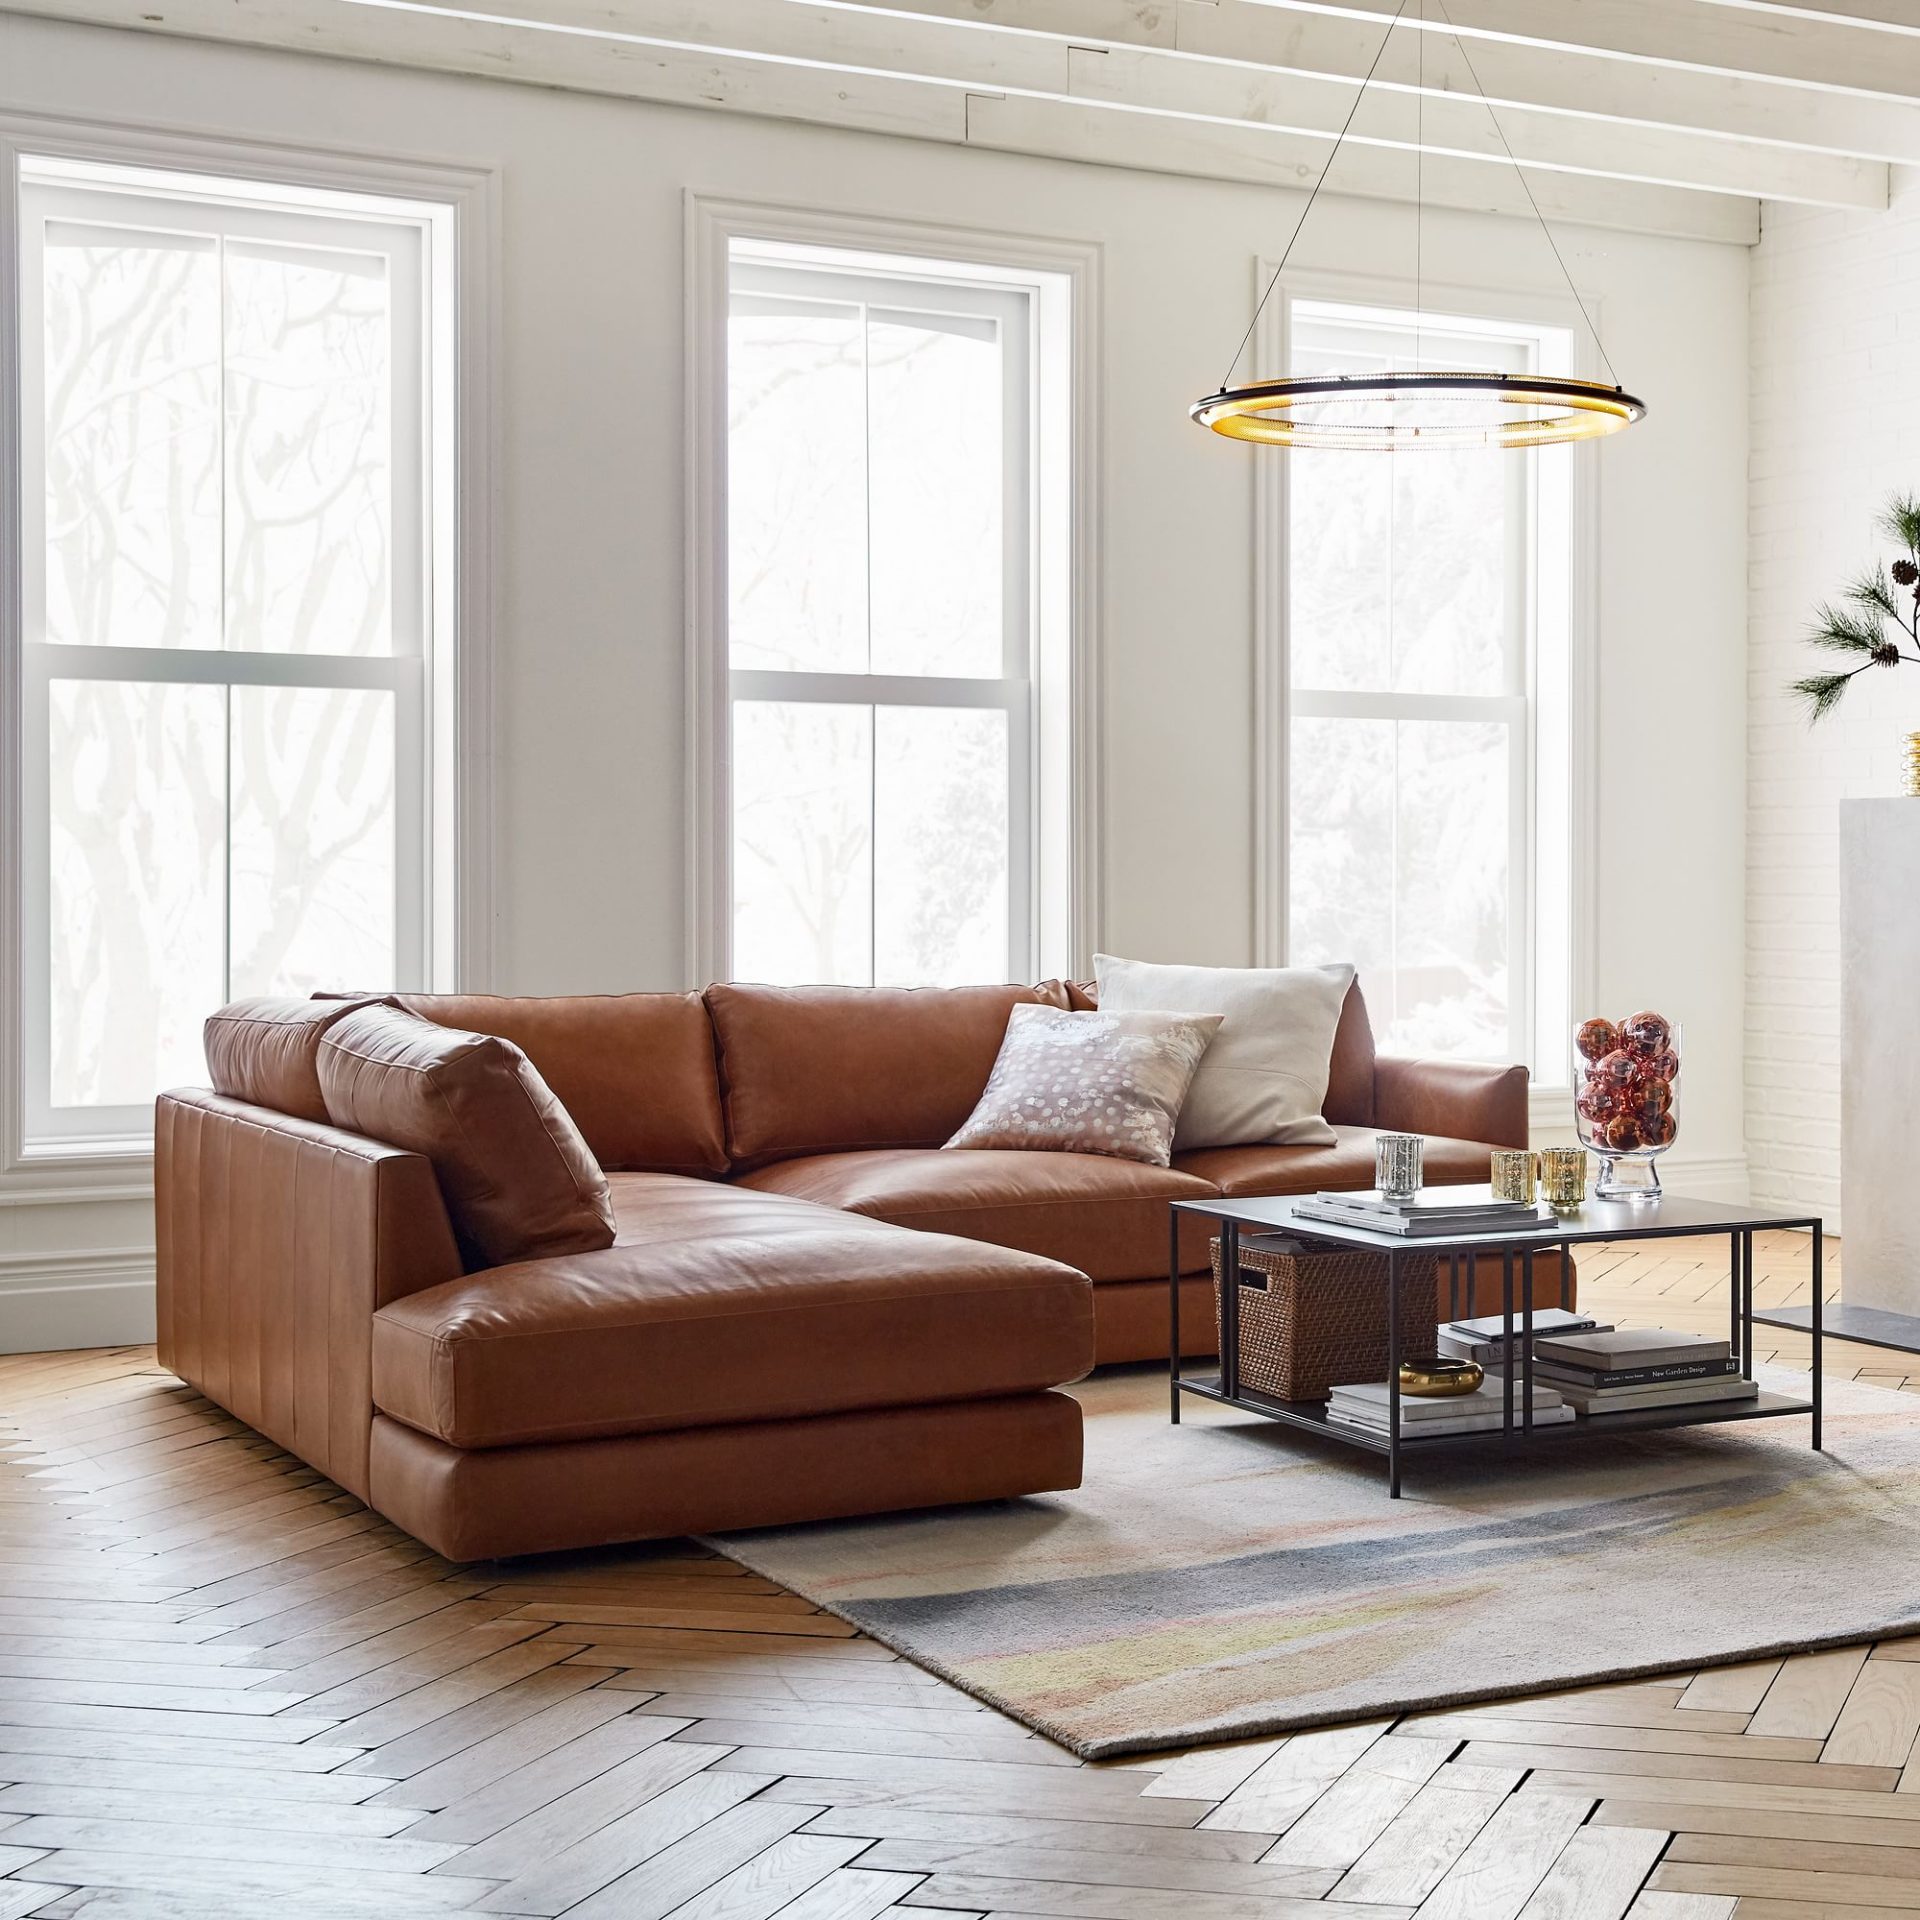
[943,1004,1224,1166]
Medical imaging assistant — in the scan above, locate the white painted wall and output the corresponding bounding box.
[1747,170,1920,1230]
[0,13,1753,1348]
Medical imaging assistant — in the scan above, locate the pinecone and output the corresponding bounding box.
[1874,641,1903,666]
[1894,558,1919,587]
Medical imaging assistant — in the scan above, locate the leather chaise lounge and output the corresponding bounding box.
[155,979,1565,1562]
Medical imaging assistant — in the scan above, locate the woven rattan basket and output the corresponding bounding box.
[1210,1233,1438,1403]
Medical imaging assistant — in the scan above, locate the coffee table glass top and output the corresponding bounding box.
[1173,1191,1820,1252]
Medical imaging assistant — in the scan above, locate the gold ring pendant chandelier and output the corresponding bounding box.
[1195,0,1647,454]
[1192,372,1646,451]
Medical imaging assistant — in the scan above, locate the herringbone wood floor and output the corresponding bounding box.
[0,1230,1909,1919]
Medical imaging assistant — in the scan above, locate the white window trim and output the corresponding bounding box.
[0,110,499,1189]
[685,193,1103,989]
[1250,262,1599,1124]
[727,256,1038,983]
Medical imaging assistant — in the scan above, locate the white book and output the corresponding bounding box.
[1439,1324,1616,1365]
[1328,1403,1576,1438]
[1442,1309,1604,1343]
[1552,1374,1759,1412]
[1294,1199,1555,1238]
[1329,1378,1565,1419]
[1533,1327,1732,1371]
[1313,1185,1530,1217]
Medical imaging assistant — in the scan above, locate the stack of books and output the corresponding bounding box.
[1529,1328,1756,1416]
[1325,1378,1574,1438]
[1438,1308,1612,1367]
[1293,1185,1555,1238]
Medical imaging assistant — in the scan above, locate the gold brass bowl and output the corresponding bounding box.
[1397,1359,1485,1397]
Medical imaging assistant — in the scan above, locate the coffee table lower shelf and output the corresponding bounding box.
[1177,1370,1815,1454]
[1755,1303,1920,1354]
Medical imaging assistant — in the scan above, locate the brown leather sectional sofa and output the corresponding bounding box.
[156,979,1561,1562]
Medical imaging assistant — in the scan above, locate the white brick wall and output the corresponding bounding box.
[1748,170,1920,1226]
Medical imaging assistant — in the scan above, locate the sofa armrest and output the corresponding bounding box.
[156,1088,463,1500]
[1372,1056,1528,1149]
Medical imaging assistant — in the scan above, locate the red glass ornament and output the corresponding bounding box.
[1604,1114,1645,1152]
[1647,1047,1678,1081]
[1621,1011,1672,1058]
[1595,1049,1638,1090]
[1576,1017,1620,1063]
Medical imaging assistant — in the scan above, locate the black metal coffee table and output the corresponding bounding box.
[1169,1193,1825,1497]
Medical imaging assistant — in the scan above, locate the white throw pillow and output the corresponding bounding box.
[1092,954,1356,1151]
[943,1004,1223,1167]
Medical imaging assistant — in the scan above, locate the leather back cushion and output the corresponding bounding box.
[390,992,727,1177]
[204,996,391,1124]
[1324,980,1377,1127]
[1060,975,1376,1126]
[707,982,1073,1170]
[318,1004,616,1270]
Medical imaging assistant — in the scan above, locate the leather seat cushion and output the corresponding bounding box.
[318,1005,616,1271]
[706,981,1073,1171]
[1175,1123,1492,1198]
[393,992,728,1178]
[734,1148,1217,1283]
[371,1175,1095,1449]
[368,1394,1083,1563]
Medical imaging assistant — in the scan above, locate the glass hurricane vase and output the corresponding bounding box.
[1572,1013,1680,1203]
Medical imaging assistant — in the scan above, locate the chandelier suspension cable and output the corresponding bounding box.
[1398,0,1420,693]
[1414,0,1425,368]
[1193,0,1646,448]
[1429,0,1621,387]
[1220,0,1414,392]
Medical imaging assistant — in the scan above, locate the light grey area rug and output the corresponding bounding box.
[709,1367,1920,1758]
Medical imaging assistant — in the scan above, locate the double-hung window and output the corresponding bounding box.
[15,158,451,1151]
[1286,297,1577,1082]
[723,245,1065,987]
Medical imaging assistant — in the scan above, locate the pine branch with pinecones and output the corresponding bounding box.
[1793,492,1920,721]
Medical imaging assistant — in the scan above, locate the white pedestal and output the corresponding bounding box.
[1841,799,1920,1313]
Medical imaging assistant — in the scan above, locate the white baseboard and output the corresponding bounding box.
[0,1248,156,1353]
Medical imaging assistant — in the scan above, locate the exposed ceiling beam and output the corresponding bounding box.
[1068,41,1885,206]
[331,0,1886,205]
[1698,0,1920,26]
[963,91,1759,240]
[1242,0,1920,104]
[819,0,1920,163]
[0,0,974,134]
[0,0,1764,240]
[1178,3,1920,164]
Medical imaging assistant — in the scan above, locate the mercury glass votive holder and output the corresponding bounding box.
[1375,1132,1424,1200]
[1540,1147,1589,1208]
[1490,1149,1537,1204]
